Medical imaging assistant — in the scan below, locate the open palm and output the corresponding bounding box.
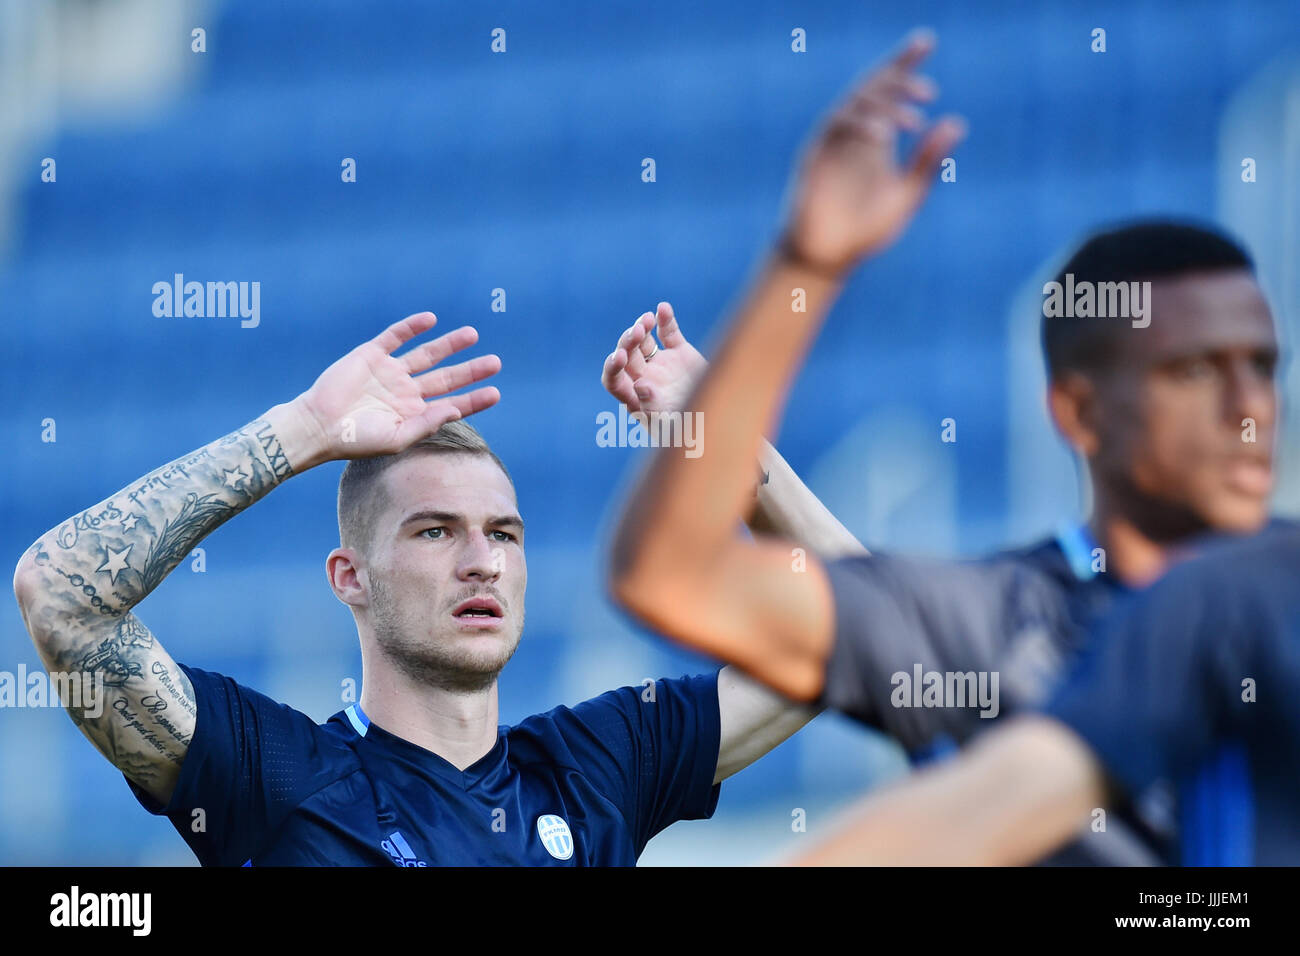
[299,312,501,460]
[783,30,965,272]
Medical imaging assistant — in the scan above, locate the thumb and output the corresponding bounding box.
[656,301,688,349]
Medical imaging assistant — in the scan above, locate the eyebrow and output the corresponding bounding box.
[1154,341,1280,364]
[399,510,525,532]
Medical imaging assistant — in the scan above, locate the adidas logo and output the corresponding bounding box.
[381,830,428,867]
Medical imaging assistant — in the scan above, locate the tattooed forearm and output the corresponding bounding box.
[24,416,294,622]
[150,660,198,719]
[14,408,303,805]
[40,612,197,798]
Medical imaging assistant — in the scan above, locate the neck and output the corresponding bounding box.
[357,648,500,771]
[1087,487,1205,587]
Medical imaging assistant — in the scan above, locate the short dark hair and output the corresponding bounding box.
[336,420,514,559]
[1041,220,1255,379]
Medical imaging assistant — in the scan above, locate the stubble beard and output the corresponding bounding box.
[368,569,522,694]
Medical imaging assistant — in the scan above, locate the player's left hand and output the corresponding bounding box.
[780,28,966,275]
[601,301,706,417]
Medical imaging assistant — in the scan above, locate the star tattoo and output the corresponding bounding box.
[97,543,134,584]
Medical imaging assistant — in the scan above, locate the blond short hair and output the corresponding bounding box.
[336,420,513,558]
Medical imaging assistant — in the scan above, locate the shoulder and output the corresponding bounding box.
[512,673,719,733]
[178,662,359,759]
[507,674,720,760]
[1182,519,1300,578]
[825,535,1067,608]
[1137,521,1300,625]
[831,535,1065,579]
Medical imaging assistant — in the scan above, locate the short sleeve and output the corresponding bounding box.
[125,663,345,866]
[818,554,1055,751]
[1045,563,1249,799]
[549,671,722,856]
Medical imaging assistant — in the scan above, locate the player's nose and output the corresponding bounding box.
[1225,356,1275,429]
[456,531,503,581]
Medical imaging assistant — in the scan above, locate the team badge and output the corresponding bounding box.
[536,814,574,861]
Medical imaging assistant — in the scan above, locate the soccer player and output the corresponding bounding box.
[607,30,1278,863]
[12,313,821,866]
[787,519,1300,865]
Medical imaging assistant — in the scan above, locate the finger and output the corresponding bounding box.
[602,350,641,411]
[852,72,935,111]
[846,92,925,133]
[655,302,688,349]
[600,347,625,391]
[887,27,936,74]
[617,315,651,348]
[441,385,501,419]
[400,325,479,374]
[826,111,896,148]
[394,386,501,448]
[638,328,659,361]
[374,312,438,354]
[608,312,653,362]
[887,73,937,103]
[633,378,657,406]
[415,354,501,399]
[839,29,935,114]
[906,115,966,192]
[621,316,652,376]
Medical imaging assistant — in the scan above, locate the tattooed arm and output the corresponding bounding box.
[12,312,500,805]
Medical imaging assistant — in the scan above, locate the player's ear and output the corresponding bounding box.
[1047,371,1102,459]
[326,547,368,607]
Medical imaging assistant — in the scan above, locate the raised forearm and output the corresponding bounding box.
[748,441,867,559]
[613,253,845,583]
[16,399,326,637]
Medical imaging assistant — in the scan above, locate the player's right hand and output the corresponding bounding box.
[601,301,707,418]
[779,29,966,276]
[294,312,501,461]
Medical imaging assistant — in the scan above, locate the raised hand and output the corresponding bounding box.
[601,301,706,419]
[295,312,501,461]
[781,29,966,275]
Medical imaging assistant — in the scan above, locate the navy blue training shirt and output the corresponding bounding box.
[127,664,722,866]
[1047,521,1300,866]
[816,527,1171,864]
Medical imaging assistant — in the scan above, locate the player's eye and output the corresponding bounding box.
[491,530,517,543]
[1170,357,1216,382]
[1252,351,1278,380]
[420,527,447,540]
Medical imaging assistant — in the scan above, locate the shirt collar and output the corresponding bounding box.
[339,702,509,790]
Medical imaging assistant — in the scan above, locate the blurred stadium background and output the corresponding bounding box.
[1,0,1298,864]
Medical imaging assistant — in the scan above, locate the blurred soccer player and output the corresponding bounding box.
[789,520,1300,865]
[607,29,1278,863]
[13,313,820,866]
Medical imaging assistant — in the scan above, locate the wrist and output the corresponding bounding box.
[774,230,851,282]
[264,398,333,472]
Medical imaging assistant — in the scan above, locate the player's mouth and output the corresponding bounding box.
[451,596,504,629]
[1224,454,1273,498]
